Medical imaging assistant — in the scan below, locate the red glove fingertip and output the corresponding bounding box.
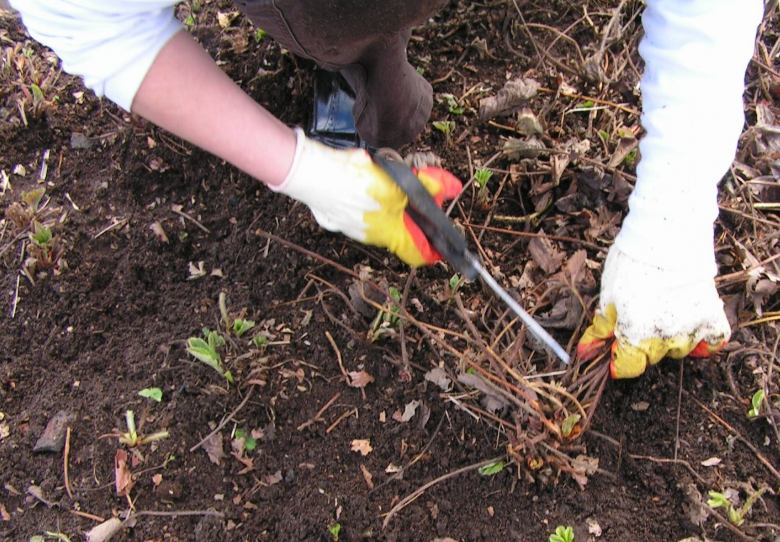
[416,167,463,200]
[689,340,726,358]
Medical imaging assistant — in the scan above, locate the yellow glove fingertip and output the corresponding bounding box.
[611,340,649,379]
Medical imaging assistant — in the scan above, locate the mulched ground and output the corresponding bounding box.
[1,1,779,541]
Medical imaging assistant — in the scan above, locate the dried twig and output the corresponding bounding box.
[190,385,255,452]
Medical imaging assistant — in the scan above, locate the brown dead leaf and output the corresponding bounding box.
[360,464,374,489]
[392,400,420,423]
[151,473,163,487]
[202,432,226,466]
[230,451,254,474]
[348,370,375,388]
[479,77,539,120]
[503,136,547,160]
[351,439,373,456]
[84,517,124,542]
[0,502,10,521]
[424,367,452,391]
[149,221,169,243]
[528,234,564,275]
[263,470,283,485]
[570,454,599,490]
[750,278,777,317]
[114,449,134,497]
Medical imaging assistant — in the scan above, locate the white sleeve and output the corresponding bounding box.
[614,0,763,273]
[10,0,183,111]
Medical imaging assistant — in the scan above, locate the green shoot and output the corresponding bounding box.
[219,292,255,337]
[138,387,163,402]
[22,188,45,214]
[252,335,269,347]
[474,168,493,208]
[549,526,574,542]
[328,523,341,541]
[186,328,233,383]
[748,389,765,418]
[449,273,461,290]
[440,93,464,115]
[191,0,201,12]
[233,318,255,338]
[478,461,504,476]
[561,413,581,438]
[624,148,638,166]
[112,410,169,448]
[707,488,766,526]
[184,14,196,28]
[368,286,403,341]
[30,222,52,247]
[254,29,267,42]
[598,130,609,142]
[234,428,257,451]
[416,67,425,76]
[432,120,456,143]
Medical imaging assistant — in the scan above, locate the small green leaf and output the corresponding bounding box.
[748,389,765,418]
[252,335,269,347]
[328,523,341,541]
[192,0,202,12]
[416,67,425,76]
[449,274,460,289]
[707,491,730,509]
[474,168,493,187]
[433,120,455,136]
[31,84,44,105]
[561,413,581,437]
[233,318,256,338]
[466,367,476,375]
[30,223,52,247]
[598,130,609,141]
[184,14,196,27]
[478,460,504,476]
[138,387,163,402]
[549,526,574,542]
[254,29,267,42]
[580,100,595,108]
[234,428,257,450]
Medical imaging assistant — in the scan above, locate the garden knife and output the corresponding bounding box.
[373,155,571,365]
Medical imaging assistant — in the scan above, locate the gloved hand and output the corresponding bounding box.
[272,128,462,266]
[577,246,731,379]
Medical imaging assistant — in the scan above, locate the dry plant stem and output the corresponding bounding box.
[446,151,502,215]
[325,330,349,382]
[190,385,255,452]
[69,510,105,522]
[398,268,417,375]
[64,426,73,499]
[537,86,640,116]
[171,206,210,233]
[674,360,684,461]
[128,509,225,519]
[716,249,780,286]
[686,391,780,484]
[627,454,709,486]
[326,408,354,434]
[381,456,504,529]
[371,414,447,494]
[297,392,341,431]
[464,222,604,251]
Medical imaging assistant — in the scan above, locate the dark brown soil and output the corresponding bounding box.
[2,2,779,542]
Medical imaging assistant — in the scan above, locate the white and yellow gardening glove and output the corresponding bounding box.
[577,0,763,378]
[271,128,463,266]
[578,247,731,379]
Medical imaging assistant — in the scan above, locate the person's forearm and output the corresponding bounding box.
[615,0,763,272]
[132,30,296,186]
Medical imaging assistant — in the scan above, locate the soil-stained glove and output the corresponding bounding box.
[577,0,763,378]
[578,247,730,379]
[272,128,462,266]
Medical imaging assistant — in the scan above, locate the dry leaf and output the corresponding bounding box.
[202,432,226,466]
[0,422,8,440]
[587,518,602,537]
[0,502,10,521]
[479,77,539,120]
[503,136,547,160]
[230,452,254,474]
[351,439,373,456]
[424,367,452,391]
[570,454,599,490]
[348,370,375,388]
[85,517,124,542]
[360,464,374,489]
[631,401,650,412]
[149,222,169,243]
[701,457,722,467]
[385,463,402,473]
[528,234,564,275]
[392,400,420,423]
[217,11,239,28]
[187,261,206,280]
[151,474,163,487]
[263,470,282,485]
[114,449,134,497]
